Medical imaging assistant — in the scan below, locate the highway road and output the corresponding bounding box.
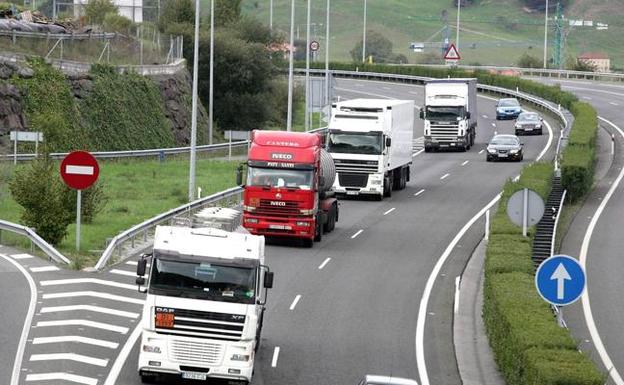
[1,78,558,385]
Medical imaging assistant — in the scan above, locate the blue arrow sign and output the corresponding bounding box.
[535,255,586,306]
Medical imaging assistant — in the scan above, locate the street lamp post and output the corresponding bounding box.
[286,0,295,131]
[456,0,461,50]
[305,0,311,131]
[362,0,367,62]
[325,0,330,107]
[543,0,549,68]
[188,0,201,202]
[209,0,214,145]
[269,0,273,30]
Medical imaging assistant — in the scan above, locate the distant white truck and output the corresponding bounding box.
[420,78,478,152]
[136,213,273,384]
[327,99,414,200]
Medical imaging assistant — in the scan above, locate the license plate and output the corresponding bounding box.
[525,127,533,131]
[498,153,508,158]
[182,371,208,380]
[346,191,358,195]
[269,224,291,230]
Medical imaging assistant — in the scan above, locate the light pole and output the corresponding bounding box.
[188,0,201,202]
[208,0,214,145]
[543,0,549,68]
[325,0,330,108]
[362,0,367,62]
[305,0,311,131]
[286,0,295,131]
[269,0,273,30]
[456,0,460,50]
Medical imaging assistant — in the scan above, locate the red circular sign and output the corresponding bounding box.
[310,40,320,51]
[60,151,100,190]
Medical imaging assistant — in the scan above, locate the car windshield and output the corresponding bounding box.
[247,167,313,190]
[490,137,519,146]
[327,131,383,155]
[425,106,465,120]
[149,257,257,304]
[519,113,539,122]
[499,99,520,107]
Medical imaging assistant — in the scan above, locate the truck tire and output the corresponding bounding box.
[323,204,336,233]
[424,146,432,153]
[401,167,407,189]
[383,177,392,197]
[314,218,322,242]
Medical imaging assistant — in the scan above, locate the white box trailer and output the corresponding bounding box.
[421,78,478,152]
[327,99,414,200]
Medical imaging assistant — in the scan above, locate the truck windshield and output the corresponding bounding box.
[327,131,382,155]
[247,167,313,189]
[425,106,465,120]
[149,258,257,304]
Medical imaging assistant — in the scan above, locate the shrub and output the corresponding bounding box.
[85,0,118,25]
[61,182,107,224]
[524,348,605,385]
[103,13,133,34]
[561,145,595,201]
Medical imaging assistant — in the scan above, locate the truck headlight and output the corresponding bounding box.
[296,221,310,227]
[300,209,315,215]
[243,205,256,212]
[142,345,161,354]
[245,218,258,224]
[370,179,382,185]
[231,354,250,362]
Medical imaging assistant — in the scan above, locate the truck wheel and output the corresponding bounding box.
[424,146,432,153]
[383,178,392,197]
[323,205,336,233]
[314,220,322,242]
[400,168,407,189]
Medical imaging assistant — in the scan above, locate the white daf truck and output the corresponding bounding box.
[327,99,414,200]
[420,78,478,152]
[136,216,273,384]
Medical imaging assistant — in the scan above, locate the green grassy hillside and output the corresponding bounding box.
[241,0,624,68]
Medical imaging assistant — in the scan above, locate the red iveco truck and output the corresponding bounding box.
[237,130,338,247]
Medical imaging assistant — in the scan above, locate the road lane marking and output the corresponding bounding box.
[25,373,97,385]
[42,291,144,305]
[271,347,280,367]
[440,173,450,180]
[289,295,302,310]
[318,258,331,270]
[413,149,425,157]
[383,86,391,90]
[32,336,118,349]
[30,353,108,367]
[0,253,37,385]
[479,149,485,154]
[582,96,592,100]
[482,114,488,119]
[491,123,496,127]
[103,324,142,385]
[40,305,139,319]
[36,320,129,334]
[610,102,619,106]
[461,160,469,166]
[40,278,135,291]
[536,120,554,161]
[110,269,140,277]
[351,230,364,239]
[409,91,419,95]
[11,253,34,260]
[383,207,396,215]
[454,276,461,314]
[30,266,59,273]
[579,116,624,385]
[414,189,425,197]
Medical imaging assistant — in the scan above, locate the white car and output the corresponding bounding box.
[359,375,419,385]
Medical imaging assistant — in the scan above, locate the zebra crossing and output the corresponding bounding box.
[413,136,425,154]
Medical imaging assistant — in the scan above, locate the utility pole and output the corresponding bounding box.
[305,0,311,131]
[456,0,461,50]
[188,0,200,202]
[362,0,367,62]
[208,0,214,145]
[543,0,549,68]
[325,0,330,108]
[553,2,564,69]
[269,0,273,30]
[286,0,295,131]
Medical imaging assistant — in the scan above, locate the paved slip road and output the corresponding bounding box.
[2,78,556,385]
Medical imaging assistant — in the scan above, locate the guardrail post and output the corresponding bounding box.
[131,235,135,249]
[143,230,147,242]
[0,229,2,244]
[485,209,490,242]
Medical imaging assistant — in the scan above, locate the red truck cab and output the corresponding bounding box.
[238,130,338,247]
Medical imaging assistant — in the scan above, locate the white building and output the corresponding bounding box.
[73,0,143,23]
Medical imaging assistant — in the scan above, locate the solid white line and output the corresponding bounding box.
[479,149,485,154]
[26,373,98,385]
[0,254,37,385]
[580,116,624,385]
[461,160,469,166]
[318,258,331,270]
[42,291,145,305]
[416,193,501,385]
[40,278,136,290]
[40,305,139,319]
[454,276,461,314]
[30,353,108,367]
[383,207,396,215]
[11,253,34,260]
[414,189,425,197]
[36,320,129,334]
[412,149,425,157]
[409,91,419,95]
[110,269,139,277]
[126,261,138,266]
[536,120,554,161]
[289,295,302,310]
[33,336,119,349]
[271,347,280,367]
[440,173,450,180]
[335,86,393,99]
[613,139,615,156]
[103,323,142,385]
[65,165,94,175]
[30,266,60,273]
[351,230,364,239]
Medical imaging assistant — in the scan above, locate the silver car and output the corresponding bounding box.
[514,112,543,135]
[486,134,523,162]
[358,375,419,385]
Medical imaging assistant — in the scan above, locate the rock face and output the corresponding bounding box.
[0,82,26,137]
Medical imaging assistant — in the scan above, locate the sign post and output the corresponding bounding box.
[506,188,545,237]
[10,131,44,164]
[60,151,100,251]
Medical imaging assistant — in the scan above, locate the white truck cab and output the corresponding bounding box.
[136,225,273,384]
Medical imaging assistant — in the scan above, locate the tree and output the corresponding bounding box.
[85,0,118,25]
[215,0,242,27]
[103,13,133,33]
[517,52,542,68]
[350,30,401,63]
[158,0,194,32]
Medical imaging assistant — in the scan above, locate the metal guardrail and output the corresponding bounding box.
[0,30,117,40]
[0,219,71,265]
[551,189,567,257]
[94,186,244,270]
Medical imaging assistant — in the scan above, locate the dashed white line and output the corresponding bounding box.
[25,373,97,385]
[351,229,364,239]
[11,253,34,260]
[461,160,469,166]
[412,149,425,157]
[30,266,60,273]
[479,149,485,154]
[30,353,108,367]
[491,123,496,127]
[32,336,119,349]
[42,291,144,305]
[36,320,129,334]
[610,101,619,106]
[482,114,488,119]
[414,189,425,197]
[383,207,396,215]
[318,258,331,270]
[271,347,280,367]
[440,173,450,180]
[582,96,592,100]
[39,305,139,319]
[289,295,302,310]
[39,278,136,291]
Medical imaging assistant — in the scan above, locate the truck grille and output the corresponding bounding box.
[338,173,369,188]
[429,125,460,143]
[334,159,378,174]
[169,339,224,365]
[256,199,300,216]
[155,308,246,341]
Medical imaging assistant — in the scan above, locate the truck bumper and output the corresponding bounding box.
[332,173,384,196]
[424,136,467,149]
[138,331,254,383]
[242,213,315,239]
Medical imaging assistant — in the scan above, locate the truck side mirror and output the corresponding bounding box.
[236,164,245,186]
[264,271,274,289]
[385,137,392,147]
[465,111,471,119]
[419,109,424,119]
[136,256,148,277]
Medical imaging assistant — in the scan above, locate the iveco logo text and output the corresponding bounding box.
[271,153,294,160]
[270,201,286,206]
[231,315,245,321]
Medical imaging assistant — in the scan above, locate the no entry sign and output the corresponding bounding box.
[60,151,99,190]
